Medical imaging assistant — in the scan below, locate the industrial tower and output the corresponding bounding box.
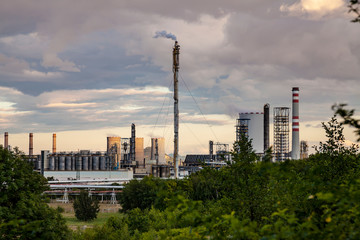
[273,107,290,161]
[173,41,180,178]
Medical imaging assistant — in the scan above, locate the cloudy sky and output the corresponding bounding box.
[0,0,359,155]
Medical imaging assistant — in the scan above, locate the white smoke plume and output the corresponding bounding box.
[153,30,177,40]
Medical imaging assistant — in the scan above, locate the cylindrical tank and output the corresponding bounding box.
[239,112,264,153]
[100,156,106,170]
[88,156,93,171]
[59,156,65,171]
[76,156,82,171]
[82,156,88,171]
[49,156,55,171]
[71,156,76,170]
[65,156,72,170]
[92,156,99,171]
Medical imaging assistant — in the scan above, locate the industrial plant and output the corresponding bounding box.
[1,39,308,186]
[235,87,307,161]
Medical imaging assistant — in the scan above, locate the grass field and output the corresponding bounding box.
[62,212,120,230]
[48,202,122,230]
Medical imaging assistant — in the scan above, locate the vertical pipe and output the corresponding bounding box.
[264,104,270,152]
[291,87,300,159]
[173,41,180,178]
[29,133,33,156]
[4,132,8,149]
[52,133,56,154]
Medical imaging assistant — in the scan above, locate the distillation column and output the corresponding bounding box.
[29,133,33,156]
[291,87,300,159]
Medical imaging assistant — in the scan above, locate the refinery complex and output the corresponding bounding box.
[0,41,309,203]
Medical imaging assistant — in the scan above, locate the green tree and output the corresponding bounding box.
[73,190,100,221]
[333,104,360,141]
[349,0,360,23]
[0,146,69,239]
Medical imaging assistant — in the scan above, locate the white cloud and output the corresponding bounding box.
[280,0,346,19]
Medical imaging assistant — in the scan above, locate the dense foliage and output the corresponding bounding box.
[0,147,70,239]
[73,116,360,239]
[73,190,100,221]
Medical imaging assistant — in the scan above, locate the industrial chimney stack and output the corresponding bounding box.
[291,87,300,159]
[52,133,56,154]
[29,133,33,156]
[4,132,8,149]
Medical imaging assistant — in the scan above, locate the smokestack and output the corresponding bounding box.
[4,132,8,149]
[209,140,213,161]
[29,133,33,156]
[52,133,56,154]
[264,104,270,152]
[291,87,300,159]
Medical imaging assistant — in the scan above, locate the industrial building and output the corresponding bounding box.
[2,123,172,180]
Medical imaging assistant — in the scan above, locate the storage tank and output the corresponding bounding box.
[49,156,55,171]
[71,156,76,170]
[65,156,72,170]
[59,156,65,171]
[75,155,82,171]
[82,156,88,171]
[239,112,264,153]
[100,156,106,170]
[92,156,99,171]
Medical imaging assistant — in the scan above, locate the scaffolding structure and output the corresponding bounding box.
[274,107,290,161]
[300,140,308,159]
[236,117,250,141]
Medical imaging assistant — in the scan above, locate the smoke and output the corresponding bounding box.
[153,30,177,41]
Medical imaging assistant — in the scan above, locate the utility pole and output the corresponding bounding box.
[173,41,180,178]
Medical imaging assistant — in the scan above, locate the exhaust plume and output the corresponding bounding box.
[153,30,177,41]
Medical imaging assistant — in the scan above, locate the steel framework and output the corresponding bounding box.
[273,107,290,161]
[236,117,250,141]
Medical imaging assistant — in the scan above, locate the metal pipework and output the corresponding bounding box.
[52,133,56,154]
[29,133,33,156]
[291,87,300,160]
[4,132,8,149]
[173,41,180,178]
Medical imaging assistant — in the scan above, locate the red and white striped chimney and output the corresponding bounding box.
[291,87,300,159]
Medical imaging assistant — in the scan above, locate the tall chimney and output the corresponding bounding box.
[52,133,56,154]
[291,87,300,159]
[4,132,8,149]
[264,103,270,152]
[29,133,33,156]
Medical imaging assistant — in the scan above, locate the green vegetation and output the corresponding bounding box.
[73,115,360,239]
[0,147,70,239]
[2,112,360,239]
[73,190,100,221]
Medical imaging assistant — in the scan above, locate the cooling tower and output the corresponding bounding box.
[238,112,264,153]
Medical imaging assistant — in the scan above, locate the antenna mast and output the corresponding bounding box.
[173,41,180,178]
